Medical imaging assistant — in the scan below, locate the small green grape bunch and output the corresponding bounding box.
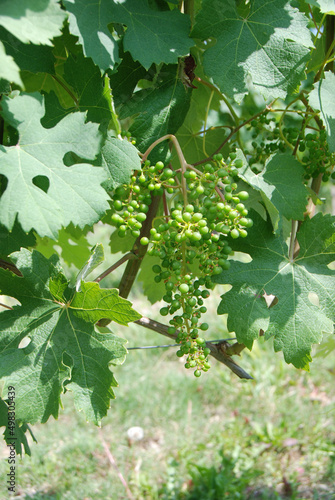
[137,160,176,195]
[110,183,151,239]
[299,130,335,182]
[162,280,213,376]
[110,160,175,238]
[121,130,136,145]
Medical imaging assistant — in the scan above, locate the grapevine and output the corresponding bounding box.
[0,0,335,458]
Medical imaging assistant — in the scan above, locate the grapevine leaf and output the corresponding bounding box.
[0,249,131,425]
[119,67,192,162]
[192,0,312,101]
[0,222,36,257]
[35,225,91,270]
[137,255,166,304]
[0,41,22,86]
[0,398,36,455]
[306,0,335,14]
[70,281,142,325]
[0,27,55,76]
[239,153,309,226]
[63,0,192,71]
[100,135,142,191]
[309,71,335,152]
[213,212,335,369]
[0,93,109,238]
[0,0,67,45]
[75,244,105,291]
[109,51,148,107]
[174,69,229,165]
[42,53,113,130]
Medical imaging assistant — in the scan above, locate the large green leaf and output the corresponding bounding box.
[41,51,113,131]
[63,0,192,71]
[0,93,109,238]
[0,249,141,424]
[119,67,192,162]
[0,0,67,45]
[309,71,335,152]
[174,70,229,165]
[239,153,309,228]
[0,27,55,76]
[192,0,312,101]
[213,212,335,369]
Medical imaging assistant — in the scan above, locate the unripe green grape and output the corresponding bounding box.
[238,191,249,201]
[160,307,169,316]
[113,199,123,210]
[190,231,202,241]
[155,161,164,171]
[140,237,149,245]
[203,347,211,356]
[196,185,205,194]
[182,212,192,222]
[194,370,202,377]
[239,229,248,238]
[111,213,123,224]
[136,212,147,222]
[185,204,194,213]
[152,264,161,274]
[139,203,149,213]
[179,283,189,294]
[231,228,240,239]
[176,350,184,357]
[234,159,243,168]
[235,203,245,212]
[229,210,239,220]
[200,323,209,331]
[163,168,173,178]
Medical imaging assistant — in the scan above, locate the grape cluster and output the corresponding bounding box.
[109,153,253,376]
[245,110,335,181]
[299,130,335,181]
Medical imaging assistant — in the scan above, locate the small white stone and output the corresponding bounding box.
[127,426,144,442]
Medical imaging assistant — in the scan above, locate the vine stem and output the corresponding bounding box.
[0,302,13,310]
[135,317,252,379]
[142,134,189,205]
[94,252,137,283]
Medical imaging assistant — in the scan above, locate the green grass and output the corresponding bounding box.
[1,290,334,500]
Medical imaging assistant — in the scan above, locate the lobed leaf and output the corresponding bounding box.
[0,93,109,238]
[192,0,312,101]
[0,249,140,425]
[213,212,335,369]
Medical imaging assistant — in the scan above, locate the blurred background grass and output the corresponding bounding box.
[0,221,334,500]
